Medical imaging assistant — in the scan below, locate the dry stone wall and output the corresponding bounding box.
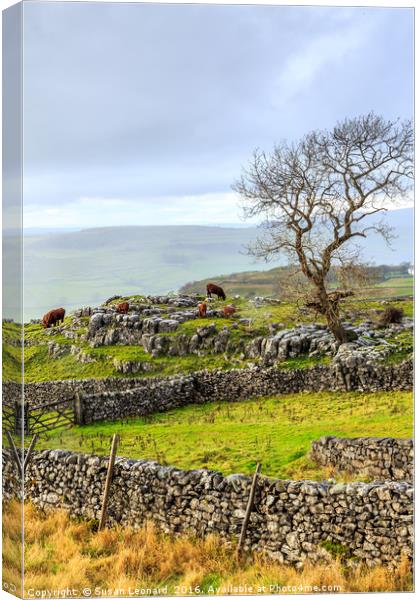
[3,360,413,426]
[2,451,21,500]
[311,437,413,482]
[2,449,413,569]
[63,360,414,425]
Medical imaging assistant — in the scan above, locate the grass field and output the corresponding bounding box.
[376,276,414,297]
[35,390,413,480]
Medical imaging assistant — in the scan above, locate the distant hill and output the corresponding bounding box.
[4,226,278,321]
[2,208,413,321]
[180,264,413,299]
[180,264,287,298]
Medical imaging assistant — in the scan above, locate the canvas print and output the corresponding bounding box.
[2,1,414,597]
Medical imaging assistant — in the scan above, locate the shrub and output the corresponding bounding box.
[379,306,404,326]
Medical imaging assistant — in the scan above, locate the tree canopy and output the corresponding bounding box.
[233,113,413,342]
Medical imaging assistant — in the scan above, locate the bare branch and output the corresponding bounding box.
[233,113,413,343]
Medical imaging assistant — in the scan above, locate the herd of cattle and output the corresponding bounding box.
[41,283,235,328]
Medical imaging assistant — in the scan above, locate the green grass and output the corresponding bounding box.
[376,276,414,297]
[35,390,413,480]
[20,343,256,383]
[2,321,23,343]
[5,297,308,384]
[320,541,354,561]
[343,297,413,318]
[382,329,414,364]
[2,297,413,383]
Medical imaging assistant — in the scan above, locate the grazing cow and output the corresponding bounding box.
[206,283,226,300]
[198,302,207,318]
[116,302,129,314]
[223,305,236,318]
[42,307,65,328]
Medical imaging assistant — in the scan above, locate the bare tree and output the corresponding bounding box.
[233,113,413,343]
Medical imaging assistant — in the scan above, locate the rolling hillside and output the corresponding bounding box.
[180,265,413,299]
[5,226,275,321]
[2,208,413,321]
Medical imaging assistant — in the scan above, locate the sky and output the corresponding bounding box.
[16,2,414,229]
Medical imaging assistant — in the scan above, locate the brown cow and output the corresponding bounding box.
[116,302,129,314]
[223,305,236,318]
[206,283,226,300]
[198,302,207,318]
[42,307,65,328]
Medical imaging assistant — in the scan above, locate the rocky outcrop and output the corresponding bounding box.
[87,313,178,347]
[70,345,96,364]
[47,342,70,359]
[141,323,236,357]
[112,358,153,374]
[330,342,413,391]
[2,448,413,568]
[86,309,225,348]
[245,319,413,364]
[145,294,201,307]
[311,437,413,482]
[245,324,337,361]
[73,307,93,317]
[100,294,202,309]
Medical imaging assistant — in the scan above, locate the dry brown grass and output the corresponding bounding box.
[2,501,413,597]
[2,500,23,597]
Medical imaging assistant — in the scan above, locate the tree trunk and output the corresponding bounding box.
[315,284,353,345]
[325,314,351,345]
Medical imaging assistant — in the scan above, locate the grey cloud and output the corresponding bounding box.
[21,2,413,215]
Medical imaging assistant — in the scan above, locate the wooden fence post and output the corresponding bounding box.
[73,392,85,425]
[236,462,261,561]
[98,434,120,530]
